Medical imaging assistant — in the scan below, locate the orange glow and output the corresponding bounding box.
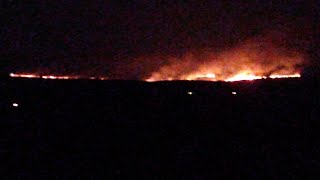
[42,75,57,79]
[9,73,108,80]
[145,72,301,82]
[146,77,173,82]
[269,74,301,79]
[145,78,155,82]
[143,32,307,83]
[185,73,216,81]
[225,73,267,82]
[145,57,303,82]
[98,77,108,80]
[9,73,40,78]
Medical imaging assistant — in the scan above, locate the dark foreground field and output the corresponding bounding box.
[1,77,320,178]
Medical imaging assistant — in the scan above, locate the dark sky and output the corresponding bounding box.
[1,0,319,78]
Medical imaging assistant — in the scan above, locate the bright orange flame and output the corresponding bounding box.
[10,73,40,78]
[269,74,301,79]
[225,73,267,82]
[146,77,173,82]
[42,75,57,79]
[143,32,306,83]
[185,73,216,81]
[146,72,301,82]
[145,78,156,82]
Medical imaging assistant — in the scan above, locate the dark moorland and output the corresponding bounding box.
[1,77,320,178]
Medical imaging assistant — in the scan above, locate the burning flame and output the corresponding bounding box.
[8,33,306,83]
[9,73,40,78]
[144,34,306,82]
[9,73,108,80]
[225,73,267,82]
[146,72,301,82]
[269,74,301,79]
[185,73,216,80]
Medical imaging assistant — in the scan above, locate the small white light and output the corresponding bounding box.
[232,92,237,95]
[187,91,193,95]
[12,103,19,107]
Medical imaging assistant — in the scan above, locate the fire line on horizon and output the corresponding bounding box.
[9,73,108,81]
[145,73,301,82]
[9,72,301,82]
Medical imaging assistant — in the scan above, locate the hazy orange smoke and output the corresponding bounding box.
[145,33,306,82]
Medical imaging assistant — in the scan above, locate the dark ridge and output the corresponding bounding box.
[0,77,319,178]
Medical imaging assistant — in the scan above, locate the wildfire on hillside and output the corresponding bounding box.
[145,32,306,82]
[9,32,307,82]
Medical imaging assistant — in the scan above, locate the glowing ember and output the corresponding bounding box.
[185,73,216,81]
[12,103,19,107]
[9,73,40,78]
[145,78,155,82]
[187,91,193,95]
[269,74,301,79]
[225,73,267,82]
[42,75,57,79]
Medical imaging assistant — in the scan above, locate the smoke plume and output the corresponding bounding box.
[143,31,307,81]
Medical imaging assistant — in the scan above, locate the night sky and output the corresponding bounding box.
[1,1,319,79]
